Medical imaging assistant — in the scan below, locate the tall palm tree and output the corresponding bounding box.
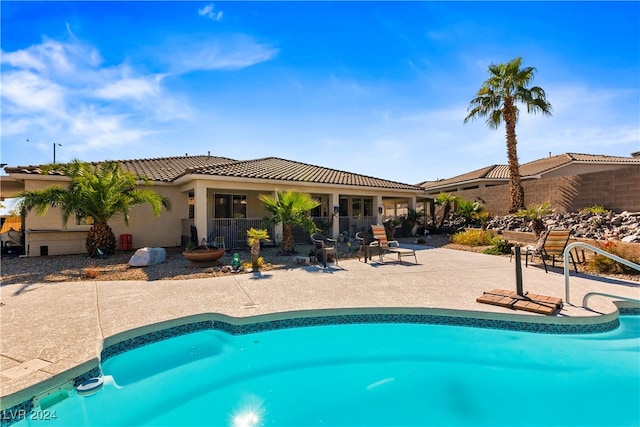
[464,57,552,213]
[259,190,319,255]
[19,160,170,257]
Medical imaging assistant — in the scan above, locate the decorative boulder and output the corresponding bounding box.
[128,247,166,267]
[621,235,640,243]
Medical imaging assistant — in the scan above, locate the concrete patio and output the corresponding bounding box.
[1,244,639,411]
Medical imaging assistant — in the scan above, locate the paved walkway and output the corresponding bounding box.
[1,245,639,409]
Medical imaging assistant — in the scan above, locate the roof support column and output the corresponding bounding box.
[328,193,339,238]
[376,195,383,225]
[268,190,284,245]
[408,196,416,211]
[194,182,208,244]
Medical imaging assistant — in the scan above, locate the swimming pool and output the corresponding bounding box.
[14,316,640,426]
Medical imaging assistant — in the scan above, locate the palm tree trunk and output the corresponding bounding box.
[531,219,546,239]
[251,241,260,268]
[86,220,116,257]
[504,98,525,213]
[438,204,450,228]
[282,223,295,254]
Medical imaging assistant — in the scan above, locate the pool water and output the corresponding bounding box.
[16,316,640,426]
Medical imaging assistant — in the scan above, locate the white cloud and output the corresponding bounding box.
[0,38,187,164]
[168,36,278,74]
[1,39,102,77]
[94,76,162,101]
[1,71,67,112]
[198,3,223,22]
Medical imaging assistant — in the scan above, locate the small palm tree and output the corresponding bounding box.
[473,211,491,231]
[259,190,320,255]
[513,201,554,239]
[435,193,461,228]
[464,57,552,213]
[19,160,170,257]
[247,227,269,269]
[456,200,484,226]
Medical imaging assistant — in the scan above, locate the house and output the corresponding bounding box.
[1,155,429,256]
[419,152,640,216]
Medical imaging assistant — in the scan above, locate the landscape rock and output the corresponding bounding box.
[128,247,166,267]
[485,211,640,241]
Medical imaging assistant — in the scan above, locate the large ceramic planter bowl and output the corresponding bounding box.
[182,246,225,262]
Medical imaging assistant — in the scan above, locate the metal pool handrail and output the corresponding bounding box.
[564,242,640,304]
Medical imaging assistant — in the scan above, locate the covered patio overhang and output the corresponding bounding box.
[174,173,428,246]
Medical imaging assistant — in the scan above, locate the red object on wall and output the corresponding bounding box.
[119,234,132,251]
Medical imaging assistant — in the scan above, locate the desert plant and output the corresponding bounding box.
[581,204,611,215]
[247,228,270,269]
[242,256,265,270]
[483,238,513,255]
[85,263,100,279]
[585,241,640,275]
[464,57,552,213]
[259,191,320,255]
[435,193,461,228]
[451,229,496,246]
[474,211,491,231]
[18,160,170,258]
[513,201,554,239]
[456,200,484,226]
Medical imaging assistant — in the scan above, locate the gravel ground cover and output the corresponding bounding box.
[0,240,374,285]
[1,234,637,284]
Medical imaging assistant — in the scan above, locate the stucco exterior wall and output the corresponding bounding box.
[108,185,187,250]
[22,181,187,256]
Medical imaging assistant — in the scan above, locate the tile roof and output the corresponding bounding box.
[420,153,640,190]
[4,155,237,182]
[520,153,640,176]
[182,157,424,190]
[4,155,423,191]
[420,165,500,189]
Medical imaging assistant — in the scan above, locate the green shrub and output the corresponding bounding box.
[483,239,513,255]
[451,229,495,246]
[585,241,639,275]
[581,204,611,215]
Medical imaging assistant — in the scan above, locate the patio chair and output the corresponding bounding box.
[520,229,578,273]
[370,224,417,265]
[310,232,338,268]
[355,231,374,262]
[510,230,547,264]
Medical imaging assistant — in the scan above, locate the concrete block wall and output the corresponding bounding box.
[434,166,639,218]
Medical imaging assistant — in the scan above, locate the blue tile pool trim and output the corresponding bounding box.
[0,399,32,427]
[98,312,623,364]
[620,306,640,315]
[1,311,631,427]
[100,321,212,362]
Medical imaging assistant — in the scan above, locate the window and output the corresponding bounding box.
[310,196,323,217]
[352,198,373,217]
[352,199,362,217]
[188,191,194,219]
[363,199,373,216]
[214,194,246,218]
[339,198,349,216]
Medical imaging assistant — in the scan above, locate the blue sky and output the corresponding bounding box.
[1,1,639,185]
